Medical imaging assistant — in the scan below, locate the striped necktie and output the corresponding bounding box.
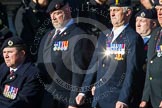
[10,70,14,75]
[107,31,114,44]
[52,30,61,39]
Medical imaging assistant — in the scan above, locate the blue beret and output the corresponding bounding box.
[1,36,26,50]
[109,0,131,7]
[135,9,157,19]
[46,0,68,13]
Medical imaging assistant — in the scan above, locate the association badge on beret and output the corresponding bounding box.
[115,0,119,5]
[8,40,13,46]
[55,3,61,9]
[140,12,146,18]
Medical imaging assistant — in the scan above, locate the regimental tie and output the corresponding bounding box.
[52,30,61,40]
[106,31,114,54]
[10,70,14,76]
[107,31,114,44]
[8,70,15,80]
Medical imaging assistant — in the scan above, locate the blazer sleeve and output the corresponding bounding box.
[118,35,144,104]
[69,35,95,106]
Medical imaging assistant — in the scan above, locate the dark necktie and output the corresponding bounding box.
[107,31,114,44]
[10,70,14,76]
[52,30,61,40]
[7,70,15,80]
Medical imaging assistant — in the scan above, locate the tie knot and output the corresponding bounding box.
[10,70,14,75]
[56,30,61,35]
[52,30,61,40]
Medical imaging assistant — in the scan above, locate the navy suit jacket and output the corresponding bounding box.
[0,59,43,108]
[37,23,95,107]
[82,25,145,108]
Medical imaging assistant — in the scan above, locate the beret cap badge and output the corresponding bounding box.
[55,3,61,9]
[8,40,13,46]
[140,12,146,18]
[115,0,119,5]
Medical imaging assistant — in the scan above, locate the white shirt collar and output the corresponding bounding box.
[112,23,129,43]
[10,67,17,72]
[142,35,151,39]
[10,64,22,72]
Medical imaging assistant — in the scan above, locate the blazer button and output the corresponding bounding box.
[150,60,153,63]
[149,77,153,80]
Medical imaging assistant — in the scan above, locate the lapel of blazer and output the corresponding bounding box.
[149,27,161,60]
[43,30,55,52]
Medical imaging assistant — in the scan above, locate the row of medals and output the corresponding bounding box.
[106,43,125,60]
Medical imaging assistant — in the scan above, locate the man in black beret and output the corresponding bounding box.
[0,36,44,108]
[136,9,158,44]
[37,0,95,108]
[135,9,158,108]
[76,0,145,108]
[139,1,162,108]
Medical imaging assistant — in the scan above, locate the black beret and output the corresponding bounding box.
[154,0,162,6]
[46,0,68,13]
[109,0,131,7]
[1,36,26,50]
[135,9,157,19]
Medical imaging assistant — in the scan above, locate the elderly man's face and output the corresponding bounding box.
[50,9,66,29]
[3,47,25,68]
[136,17,153,36]
[155,5,162,27]
[50,4,71,29]
[110,7,126,28]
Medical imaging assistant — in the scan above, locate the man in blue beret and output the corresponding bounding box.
[0,36,44,108]
[37,0,95,108]
[139,1,162,108]
[75,0,145,108]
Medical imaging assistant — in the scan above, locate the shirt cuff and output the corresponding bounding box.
[78,93,85,97]
[119,101,128,106]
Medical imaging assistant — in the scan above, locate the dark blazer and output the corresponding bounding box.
[37,23,95,107]
[0,59,43,108]
[82,25,145,108]
[142,27,162,107]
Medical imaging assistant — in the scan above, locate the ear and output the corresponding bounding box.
[20,50,26,57]
[126,8,132,17]
[151,20,158,29]
[65,6,71,13]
